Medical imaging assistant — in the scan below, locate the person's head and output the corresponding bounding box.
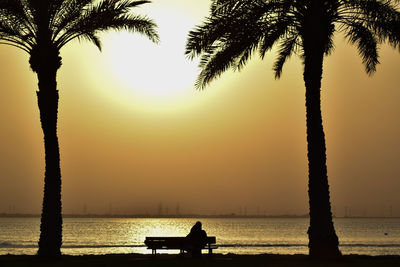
[194,221,202,230]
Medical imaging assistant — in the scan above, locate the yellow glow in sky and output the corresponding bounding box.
[103,10,197,99]
[0,0,399,216]
[74,0,214,115]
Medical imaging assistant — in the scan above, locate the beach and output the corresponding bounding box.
[1,254,400,267]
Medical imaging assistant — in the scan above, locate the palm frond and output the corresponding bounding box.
[195,44,240,90]
[57,14,158,49]
[0,0,36,39]
[0,1,35,52]
[186,14,233,60]
[55,0,158,49]
[187,0,270,59]
[75,30,102,51]
[210,0,250,15]
[338,0,400,50]
[0,0,159,72]
[187,0,303,89]
[51,0,93,41]
[48,0,67,26]
[194,24,266,89]
[188,0,399,89]
[273,34,298,79]
[344,22,379,75]
[259,18,295,59]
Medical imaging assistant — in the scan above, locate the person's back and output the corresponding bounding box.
[186,221,207,257]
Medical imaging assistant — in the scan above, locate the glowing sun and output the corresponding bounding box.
[102,8,199,101]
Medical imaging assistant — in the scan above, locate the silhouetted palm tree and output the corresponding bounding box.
[0,0,158,257]
[186,0,400,258]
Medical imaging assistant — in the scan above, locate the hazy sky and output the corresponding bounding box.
[0,0,399,217]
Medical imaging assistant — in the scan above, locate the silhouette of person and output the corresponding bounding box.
[185,221,207,258]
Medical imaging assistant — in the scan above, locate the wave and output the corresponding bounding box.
[220,244,400,248]
[62,245,146,249]
[219,244,307,248]
[340,243,400,248]
[0,242,146,249]
[0,242,37,248]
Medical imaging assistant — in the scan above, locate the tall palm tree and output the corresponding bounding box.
[0,0,158,257]
[186,0,400,258]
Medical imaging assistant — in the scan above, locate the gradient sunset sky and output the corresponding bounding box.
[0,0,399,217]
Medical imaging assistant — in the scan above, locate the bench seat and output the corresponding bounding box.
[144,236,217,255]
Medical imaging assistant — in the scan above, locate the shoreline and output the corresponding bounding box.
[1,253,400,267]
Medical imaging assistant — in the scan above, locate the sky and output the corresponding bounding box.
[0,0,399,217]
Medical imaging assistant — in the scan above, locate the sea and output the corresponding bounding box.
[0,217,399,256]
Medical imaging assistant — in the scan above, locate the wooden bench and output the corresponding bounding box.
[144,236,217,255]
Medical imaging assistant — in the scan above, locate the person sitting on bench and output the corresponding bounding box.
[185,221,207,257]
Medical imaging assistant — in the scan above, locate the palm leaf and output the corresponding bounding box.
[273,34,298,79]
[344,22,379,75]
[55,0,158,49]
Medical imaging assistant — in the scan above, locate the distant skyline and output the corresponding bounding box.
[1,202,398,218]
[0,0,400,217]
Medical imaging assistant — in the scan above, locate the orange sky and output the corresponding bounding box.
[0,0,399,217]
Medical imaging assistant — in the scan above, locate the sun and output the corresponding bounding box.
[101,8,199,102]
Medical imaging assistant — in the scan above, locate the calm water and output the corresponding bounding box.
[0,217,399,255]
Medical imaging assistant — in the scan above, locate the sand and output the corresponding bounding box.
[1,254,400,267]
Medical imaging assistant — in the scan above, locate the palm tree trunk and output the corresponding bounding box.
[36,68,62,257]
[303,43,340,258]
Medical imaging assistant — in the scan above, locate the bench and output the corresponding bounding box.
[144,236,217,255]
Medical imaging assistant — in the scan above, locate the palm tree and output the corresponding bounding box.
[0,0,158,257]
[186,0,400,258]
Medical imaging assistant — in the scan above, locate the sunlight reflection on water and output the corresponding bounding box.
[1,217,399,255]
